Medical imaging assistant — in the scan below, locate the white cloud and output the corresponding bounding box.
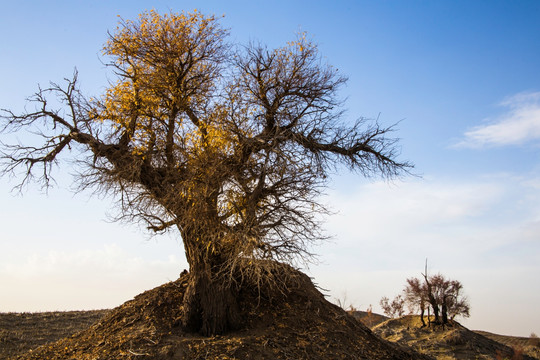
[325,175,540,264]
[456,91,540,148]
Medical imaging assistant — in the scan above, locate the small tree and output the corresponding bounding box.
[1,10,411,335]
[379,294,405,318]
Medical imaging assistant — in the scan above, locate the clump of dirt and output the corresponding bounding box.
[12,265,429,360]
[373,315,538,360]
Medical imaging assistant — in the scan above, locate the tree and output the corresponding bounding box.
[404,269,470,327]
[404,276,428,326]
[0,10,411,335]
[430,273,470,323]
[379,295,405,318]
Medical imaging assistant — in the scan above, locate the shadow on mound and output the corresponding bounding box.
[15,265,431,360]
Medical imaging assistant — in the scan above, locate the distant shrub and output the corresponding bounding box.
[529,332,540,348]
[404,263,470,327]
[379,295,405,318]
[334,293,356,313]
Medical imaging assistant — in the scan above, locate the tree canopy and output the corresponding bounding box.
[1,10,411,335]
[404,272,470,326]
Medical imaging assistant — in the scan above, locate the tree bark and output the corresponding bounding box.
[423,271,439,326]
[419,301,426,327]
[441,296,449,326]
[428,294,439,325]
[181,251,242,336]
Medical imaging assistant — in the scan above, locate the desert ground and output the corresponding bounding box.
[1,273,538,359]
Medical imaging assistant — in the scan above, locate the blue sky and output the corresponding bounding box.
[1,1,539,337]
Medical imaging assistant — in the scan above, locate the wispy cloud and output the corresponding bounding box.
[323,174,540,272]
[456,92,540,148]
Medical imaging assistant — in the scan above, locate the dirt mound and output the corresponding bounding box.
[12,266,429,360]
[373,315,537,360]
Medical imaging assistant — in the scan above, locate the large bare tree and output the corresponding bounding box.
[1,10,411,335]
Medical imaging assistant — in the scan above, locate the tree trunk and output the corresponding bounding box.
[423,275,439,325]
[419,302,426,327]
[441,296,448,326]
[177,200,243,336]
[429,296,440,325]
[181,258,242,336]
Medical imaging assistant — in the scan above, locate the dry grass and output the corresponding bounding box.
[0,310,108,359]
